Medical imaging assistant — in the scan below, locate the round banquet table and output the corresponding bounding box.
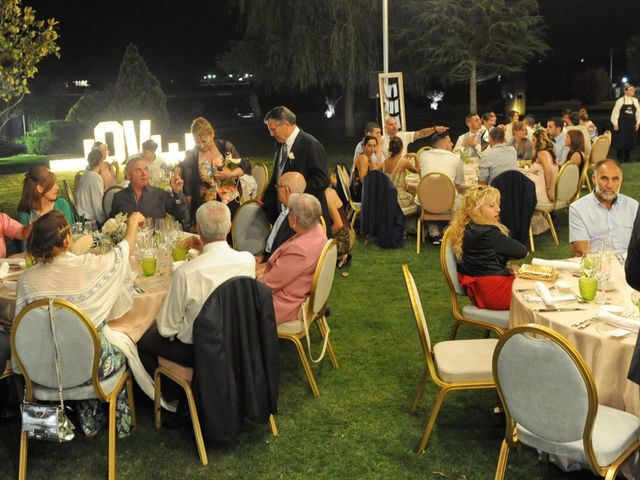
[0,269,170,343]
[510,261,640,417]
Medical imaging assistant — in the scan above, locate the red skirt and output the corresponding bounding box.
[457,274,515,311]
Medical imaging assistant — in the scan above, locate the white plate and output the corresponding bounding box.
[603,305,625,315]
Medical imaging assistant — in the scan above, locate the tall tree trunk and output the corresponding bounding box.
[469,59,477,114]
[344,86,355,137]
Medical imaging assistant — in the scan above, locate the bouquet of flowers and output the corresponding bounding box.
[99,213,128,245]
[198,153,242,203]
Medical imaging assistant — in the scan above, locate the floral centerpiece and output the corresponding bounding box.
[96,213,128,247]
[198,153,242,204]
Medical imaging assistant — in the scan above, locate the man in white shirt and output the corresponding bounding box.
[453,113,482,159]
[259,171,306,262]
[138,200,255,375]
[381,116,447,159]
[479,111,497,151]
[418,132,464,242]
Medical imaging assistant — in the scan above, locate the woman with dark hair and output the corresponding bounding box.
[450,185,528,310]
[180,117,249,226]
[75,149,106,224]
[16,210,146,437]
[326,173,355,268]
[383,136,419,209]
[351,134,378,202]
[565,129,586,170]
[16,166,75,228]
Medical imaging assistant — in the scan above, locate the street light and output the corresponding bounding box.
[622,76,629,84]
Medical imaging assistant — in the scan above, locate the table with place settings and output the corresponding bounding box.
[510,257,640,417]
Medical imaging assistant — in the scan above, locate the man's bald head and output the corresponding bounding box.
[280,171,306,193]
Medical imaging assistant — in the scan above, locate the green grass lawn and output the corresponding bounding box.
[0,155,637,479]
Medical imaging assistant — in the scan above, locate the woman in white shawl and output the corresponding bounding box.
[16,210,145,437]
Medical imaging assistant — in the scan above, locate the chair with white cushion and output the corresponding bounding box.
[277,240,339,397]
[102,185,124,218]
[336,164,361,228]
[416,173,456,254]
[12,298,136,480]
[579,134,611,195]
[402,264,497,453]
[251,163,269,198]
[493,323,640,480]
[440,229,509,339]
[231,200,271,255]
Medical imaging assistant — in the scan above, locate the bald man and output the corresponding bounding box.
[259,171,307,262]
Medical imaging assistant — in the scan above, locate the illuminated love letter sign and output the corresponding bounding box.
[93,121,127,162]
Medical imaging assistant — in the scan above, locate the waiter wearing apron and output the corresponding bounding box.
[611,83,640,163]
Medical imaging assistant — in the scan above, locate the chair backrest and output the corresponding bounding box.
[62,179,79,218]
[74,170,84,191]
[555,162,580,204]
[493,324,598,465]
[440,228,465,296]
[417,173,456,215]
[335,164,351,202]
[11,298,100,400]
[603,130,612,143]
[251,163,269,198]
[588,135,610,166]
[309,240,337,317]
[102,185,124,218]
[416,146,432,158]
[231,200,271,255]
[402,264,433,357]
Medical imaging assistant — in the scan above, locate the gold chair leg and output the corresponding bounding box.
[416,217,421,254]
[318,318,339,368]
[154,370,162,429]
[185,384,208,466]
[290,336,320,397]
[18,430,27,480]
[350,210,360,229]
[409,367,428,414]
[449,320,462,340]
[269,414,278,436]
[585,175,592,191]
[126,374,137,429]
[544,211,559,245]
[494,439,511,480]
[417,386,451,453]
[529,226,535,253]
[108,390,118,480]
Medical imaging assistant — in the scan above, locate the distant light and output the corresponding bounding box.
[623,76,629,83]
[73,80,89,87]
[497,74,502,82]
[228,74,233,78]
[580,58,584,63]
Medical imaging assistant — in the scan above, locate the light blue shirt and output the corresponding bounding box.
[478,144,518,184]
[553,132,568,165]
[569,192,639,254]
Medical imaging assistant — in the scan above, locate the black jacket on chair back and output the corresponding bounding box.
[491,170,536,249]
[360,170,404,249]
[192,276,279,443]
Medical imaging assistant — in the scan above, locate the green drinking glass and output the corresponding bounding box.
[141,257,157,277]
[578,276,598,302]
[171,246,188,261]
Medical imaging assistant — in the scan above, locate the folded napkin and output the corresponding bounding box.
[522,293,576,303]
[534,281,557,309]
[532,258,581,272]
[0,262,8,278]
[0,258,26,266]
[598,309,640,333]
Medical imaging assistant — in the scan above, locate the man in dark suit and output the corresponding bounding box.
[626,207,640,384]
[260,106,330,226]
[258,171,306,263]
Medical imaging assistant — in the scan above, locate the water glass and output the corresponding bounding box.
[140,250,157,277]
[579,276,598,302]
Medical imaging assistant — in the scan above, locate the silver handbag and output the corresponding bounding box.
[20,299,75,442]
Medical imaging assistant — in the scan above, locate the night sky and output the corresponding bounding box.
[23,0,640,99]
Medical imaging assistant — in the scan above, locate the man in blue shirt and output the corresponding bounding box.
[546,117,568,165]
[569,159,638,256]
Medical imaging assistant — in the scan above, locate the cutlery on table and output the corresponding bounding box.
[535,307,586,312]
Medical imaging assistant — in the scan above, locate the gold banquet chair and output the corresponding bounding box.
[102,185,124,219]
[416,173,456,254]
[12,299,136,480]
[530,162,580,250]
[493,324,640,480]
[62,179,80,220]
[277,239,339,397]
[402,264,496,453]
[579,134,611,194]
[231,200,271,256]
[336,164,361,229]
[440,229,508,339]
[251,162,269,199]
